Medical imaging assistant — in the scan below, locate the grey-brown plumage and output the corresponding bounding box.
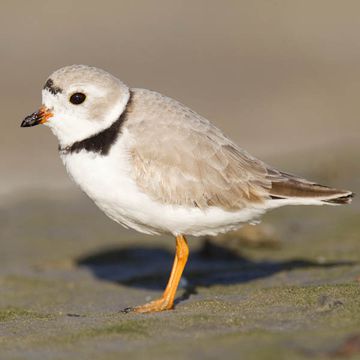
[267,169,353,204]
[124,89,353,211]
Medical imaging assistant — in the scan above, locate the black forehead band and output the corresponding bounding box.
[43,78,63,95]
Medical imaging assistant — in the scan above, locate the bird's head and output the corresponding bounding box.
[21,65,130,147]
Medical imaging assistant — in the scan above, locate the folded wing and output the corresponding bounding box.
[127,89,271,211]
[126,89,353,211]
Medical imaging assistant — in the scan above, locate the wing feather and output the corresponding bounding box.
[125,89,272,211]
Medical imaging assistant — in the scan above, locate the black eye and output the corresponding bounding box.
[69,92,86,105]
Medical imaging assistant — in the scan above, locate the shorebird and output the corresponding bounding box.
[21,65,353,313]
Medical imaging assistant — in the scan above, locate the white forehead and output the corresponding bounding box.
[47,65,124,94]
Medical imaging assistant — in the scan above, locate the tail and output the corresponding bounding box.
[267,169,354,205]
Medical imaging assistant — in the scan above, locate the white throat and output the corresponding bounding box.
[43,87,130,148]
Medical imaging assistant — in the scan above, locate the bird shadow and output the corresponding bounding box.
[76,239,355,304]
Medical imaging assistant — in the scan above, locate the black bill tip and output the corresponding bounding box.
[21,111,41,127]
[21,107,53,127]
[21,110,43,127]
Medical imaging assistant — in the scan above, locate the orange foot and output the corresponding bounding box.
[122,235,189,314]
[122,297,174,314]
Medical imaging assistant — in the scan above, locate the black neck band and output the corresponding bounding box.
[59,91,133,156]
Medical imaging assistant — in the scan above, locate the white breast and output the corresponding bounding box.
[61,130,266,236]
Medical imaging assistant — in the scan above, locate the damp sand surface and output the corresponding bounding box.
[1,148,360,360]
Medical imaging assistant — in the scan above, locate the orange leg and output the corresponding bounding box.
[127,234,189,313]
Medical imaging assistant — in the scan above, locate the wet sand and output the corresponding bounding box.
[1,144,359,359]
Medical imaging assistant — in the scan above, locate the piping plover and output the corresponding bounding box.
[21,65,353,313]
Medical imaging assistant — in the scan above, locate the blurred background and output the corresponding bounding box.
[1,0,359,199]
[1,1,360,358]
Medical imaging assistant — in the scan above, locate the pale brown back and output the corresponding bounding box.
[124,89,272,211]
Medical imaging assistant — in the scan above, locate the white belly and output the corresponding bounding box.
[61,135,265,236]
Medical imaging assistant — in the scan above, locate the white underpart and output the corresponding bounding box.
[61,129,273,236]
[61,130,338,236]
[61,129,335,237]
[265,198,331,208]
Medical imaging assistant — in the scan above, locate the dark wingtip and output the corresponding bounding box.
[323,192,355,205]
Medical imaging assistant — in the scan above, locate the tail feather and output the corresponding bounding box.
[267,169,354,205]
